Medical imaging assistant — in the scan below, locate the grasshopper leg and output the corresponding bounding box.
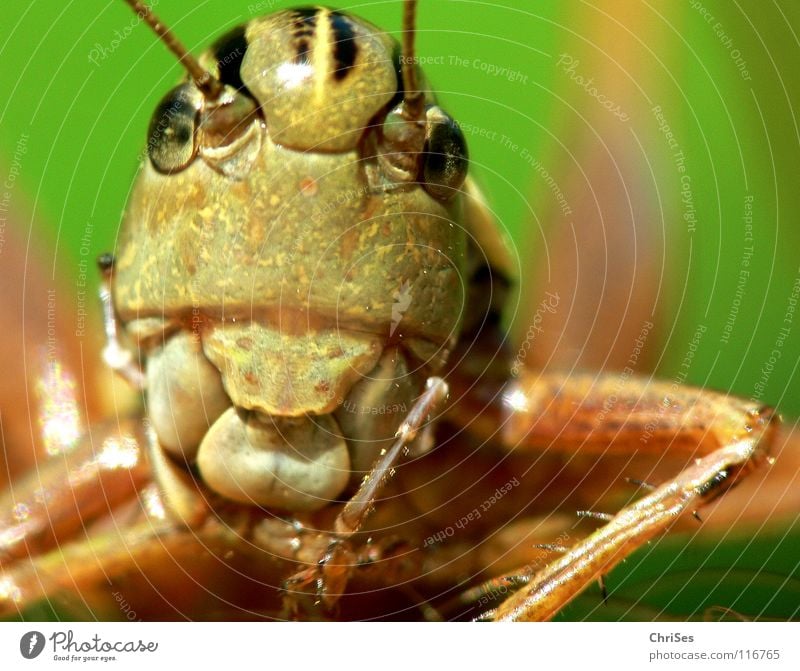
[0,418,153,616]
[451,371,778,621]
[0,418,150,564]
[487,436,774,621]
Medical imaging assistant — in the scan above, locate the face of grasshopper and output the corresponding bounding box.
[110,7,473,512]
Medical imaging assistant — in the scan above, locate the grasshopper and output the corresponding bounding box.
[0,0,780,621]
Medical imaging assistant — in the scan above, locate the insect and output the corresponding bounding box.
[0,0,790,621]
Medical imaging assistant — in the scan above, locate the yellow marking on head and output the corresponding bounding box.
[314,7,332,105]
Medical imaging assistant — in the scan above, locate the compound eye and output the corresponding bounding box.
[422,106,468,201]
[147,83,203,173]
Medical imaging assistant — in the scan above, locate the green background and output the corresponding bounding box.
[1,0,798,620]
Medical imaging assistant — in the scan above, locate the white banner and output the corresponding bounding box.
[0,622,796,670]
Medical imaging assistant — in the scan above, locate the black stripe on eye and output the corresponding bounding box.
[329,11,357,81]
[213,25,249,92]
[295,39,312,65]
[292,7,319,22]
[292,7,318,65]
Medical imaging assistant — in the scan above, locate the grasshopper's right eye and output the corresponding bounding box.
[422,106,468,200]
[147,83,203,173]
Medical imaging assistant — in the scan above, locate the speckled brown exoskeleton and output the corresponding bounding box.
[0,0,780,621]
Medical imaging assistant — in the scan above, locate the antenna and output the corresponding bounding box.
[121,0,223,101]
[401,0,425,123]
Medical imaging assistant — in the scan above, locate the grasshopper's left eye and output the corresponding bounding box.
[422,106,468,200]
[147,83,203,173]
